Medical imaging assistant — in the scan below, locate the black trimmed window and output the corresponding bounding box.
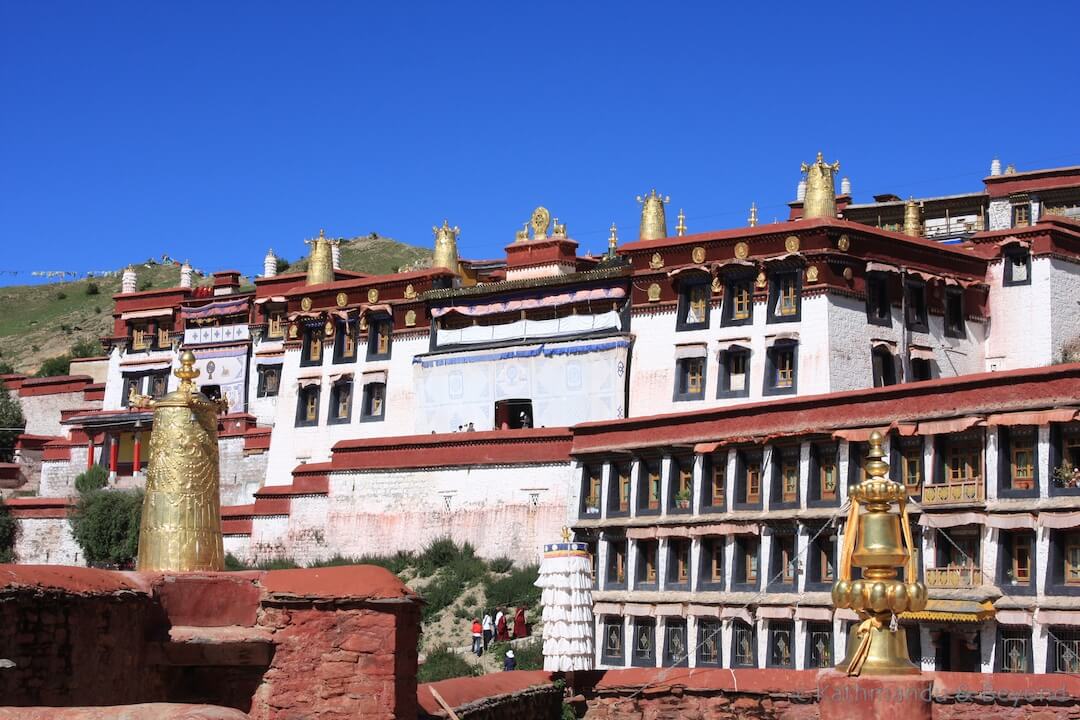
[674,356,706,401]
[295,384,320,427]
[669,456,693,513]
[367,317,392,360]
[702,453,726,511]
[301,326,323,366]
[605,536,627,589]
[996,628,1032,673]
[769,531,798,589]
[699,536,724,589]
[721,275,753,326]
[256,364,282,398]
[1012,202,1031,228]
[731,620,756,668]
[809,442,839,506]
[999,426,1038,498]
[890,436,923,498]
[1049,628,1080,673]
[637,460,661,515]
[764,341,797,395]
[601,617,625,666]
[333,319,358,363]
[807,531,836,588]
[998,529,1036,594]
[767,620,795,668]
[849,441,869,486]
[146,370,169,399]
[733,535,760,589]
[328,378,353,424]
[360,381,386,421]
[717,347,750,398]
[904,279,928,332]
[734,449,763,508]
[944,289,965,338]
[608,463,631,516]
[663,619,689,667]
[1048,529,1080,594]
[910,356,933,382]
[676,280,710,331]
[806,622,833,669]
[631,619,656,667]
[871,345,897,387]
[1003,250,1031,286]
[581,465,602,517]
[767,271,800,323]
[667,538,691,589]
[865,272,891,327]
[1050,423,1080,496]
[772,446,800,508]
[697,619,722,667]
[636,540,658,588]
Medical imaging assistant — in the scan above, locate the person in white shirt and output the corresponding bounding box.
[481,612,493,652]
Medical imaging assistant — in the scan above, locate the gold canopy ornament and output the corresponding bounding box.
[801,152,840,219]
[903,197,922,238]
[432,219,461,273]
[637,189,670,240]
[676,209,687,237]
[134,351,228,572]
[305,229,335,286]
[832,431,927,675]
[607,223,618,258]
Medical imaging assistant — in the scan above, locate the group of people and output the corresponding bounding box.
[470,606,528,669]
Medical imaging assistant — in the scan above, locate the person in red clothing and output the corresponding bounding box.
[471,618,483,656]
[513,606,527,639]
[495,609,509,641]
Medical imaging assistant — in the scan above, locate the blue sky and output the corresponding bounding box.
[2,2,1078,283]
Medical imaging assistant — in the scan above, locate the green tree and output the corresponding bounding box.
[0,501,16,563]
[0,362,14,375]
[0,381,25,462]
[74,465,108,493]
[35,355,71,377]
[275,257,291,273]
[70,338,101,359]
[69,489,143,568]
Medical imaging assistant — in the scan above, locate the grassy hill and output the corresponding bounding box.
[0,235,431,375]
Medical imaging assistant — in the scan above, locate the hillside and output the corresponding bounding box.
[0,235,431,374]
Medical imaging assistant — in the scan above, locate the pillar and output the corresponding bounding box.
[86,435,95,470]
[132,432,142,477]
[108,434,119,481]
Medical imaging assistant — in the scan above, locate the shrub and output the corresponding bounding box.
[138,280,152,291]
[0,362,12,375]
[0,502,16,563]
[415,537,461,577]
[85,282,100,296]
[74,465,108,493]
[70,338,100,358]
[69,489,143,568]
[256,557,301,570]
[453,606,472,620]
[483,564,541,609]
[354,550,414,574]
[510,638,544,670]
[94,306,102,314]
[55,291,67,300]
[487,556,514,573]
[35,355,71,377]
[418,646,479,683]
[0,381,25,462]
[275,257,291,273]
[224,553,249,570]
[422,571,466,620]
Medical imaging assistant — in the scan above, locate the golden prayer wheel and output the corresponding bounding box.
[306,230,335,286]
[637,189,669,240]
[832,431,927,675]
[134,351,227,572]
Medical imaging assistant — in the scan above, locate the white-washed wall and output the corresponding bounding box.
[985,258,1052,370]
[19,391,99,437]
[1049,257,1080,363]
[14,517,81,565]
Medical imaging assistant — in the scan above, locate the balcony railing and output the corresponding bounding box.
[921,479,985,506]
[925,565,983,589]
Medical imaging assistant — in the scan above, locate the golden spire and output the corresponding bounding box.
[607,222,618,258]
[675,209,687,237]
[800,152,840,219]
[636,189,670,240]
[748,202,758,227]
[432,219,460,274]
[903,197,922,237]
[305,229,334,285]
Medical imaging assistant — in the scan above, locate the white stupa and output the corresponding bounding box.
[535,534,594,671]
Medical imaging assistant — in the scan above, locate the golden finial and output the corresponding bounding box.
[748,202,758,227]
[607,222,618,256]
[305,229,334,285]
[175,350,199,393]
[318,228,325,238]
[903,197,921,238]
[636,189,670,240]
[560,526,571,542]
[432,219,461,274]
[676,209,687,237]
[800,152,840,219]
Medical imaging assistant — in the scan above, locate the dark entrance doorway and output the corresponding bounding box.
[495,399,533,429]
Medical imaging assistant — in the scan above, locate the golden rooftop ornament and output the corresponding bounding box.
[832,431,927,675]
[637,189,670,240]
[133,351,228,572]
[432,219,461,273]
[801,152,840,219]
[305,229,335,286]
[748,202,758,227]
[552,218,567,239]
[607,223,618,257]
[530,207,551,241]
[903,198,922,238]
[676,209,687,237]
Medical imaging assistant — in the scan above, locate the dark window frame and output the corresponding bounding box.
[996,627,1034,673]
[805,621,834,669]
[1003,250,1032,286]
[580,465,603,518]
[635,539,659,590]
[327,378,353,425]
[806,531,837,590]
[256,364,282,398]
[730,619,757,668]
[865,272,892,327]
[607,462,632,517]
[300,326,323,367]
[771,446,801,509]
[1046,529,1080,597]
[697,618,723,667]
[808,442,840,507]
[763,341,798,396]
[698,535,725,590]
[767,530,798,591]
[666,538,692,590]
[944,288,966,339]
[716,347,751,399]
[359,381,386,422]
[333,318,359,364]
[600,617,625,666]
[1049,423,1080,497]
[997,425,1039,499]
[701,453,727,512]
[767,620,796,669]
[767,270,801,324]
[733,449,764,510]
[366,316,393,360]
[604,536,628,590]
[997,529,1037,595]
[673,356,707,402]
[294,384,321,427]
[630,618,656,668]
[732,535,760,590]
[1047,627,1080,674]
[663,619,690,667]
[636,459,662,516]
[904,279,928,333]
[721,274,754,327]
[675,278,711,331]
[871,345,897,387]
[668,456,693,514]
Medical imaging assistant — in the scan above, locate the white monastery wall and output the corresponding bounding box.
[984,258,1053,370]
[14,517,81,565]
[1049,257,1080,362]
[20,392,99,437]
[217,437,267,506]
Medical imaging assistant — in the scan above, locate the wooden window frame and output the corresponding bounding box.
[1065,532,1080,587]
[607,539,627,587]
[360,381,386,421]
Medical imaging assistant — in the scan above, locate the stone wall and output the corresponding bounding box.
[218,436,268,507]
[12,515,81,565]
[18,390,98,437]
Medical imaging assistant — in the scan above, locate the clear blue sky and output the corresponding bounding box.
[2,2,1078,282]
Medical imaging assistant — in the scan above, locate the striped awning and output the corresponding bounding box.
[181,297,249,320]
[430,286,626,318]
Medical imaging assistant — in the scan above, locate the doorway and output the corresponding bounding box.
[495,399,533,430]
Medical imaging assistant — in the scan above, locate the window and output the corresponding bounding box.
[997,628,1031,673]
[632,619,656,667]
[700,537,724,588]
[581,466,602,516]
[865,273,891,327]
[946,441,982,484]
[723,276,753,325]
[734,536,759,588]
[807,623,833,669]
[295,384,320,427]
[157,326,171,348]
[1000,426,1037,495]
[606,537,627,587]
[1061,531,1080,587]
[736,451,763,507]
[704,453,726,510]
[609,463,631,515]
[809,533,836,586]
[367,318,392,359]
[768,272,800,322]
[910,357,933,382]
[1051,423,1080,494]
[898,443,923,496]
[663,619,689,667]
[669,456,692,512]
[999,530,1035,591]
[768,533,797,587]
[944,289,965,338]
[334,320,358,363]
[1003,250,1031,286]
[148,371,169,399]
[811,443,838,505]
[718,348,750,398]
[360,381,385,421]
[731,620,756,667]
[674,357,706,401]
[849,442,869,485]
[494,398,533,429]
[301,327,322,366]
[266,310,286,339]
[668,539,691,587]
[677,282,710,330]
[935,527,979,571]
[638,461,661,514]
[871,346,897,387]
[637,540,658,587]
[764,342,797,395]
[256,364,281,398]
[1050,629,1080,674]
[768,621,795,668]
[601,618,624,665]
[904,279,928,332]
[131,323,150,351]
[328,378,352,424]
[773,448,799,506]
[1012,203,1030,228]
[697,619,722,666]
